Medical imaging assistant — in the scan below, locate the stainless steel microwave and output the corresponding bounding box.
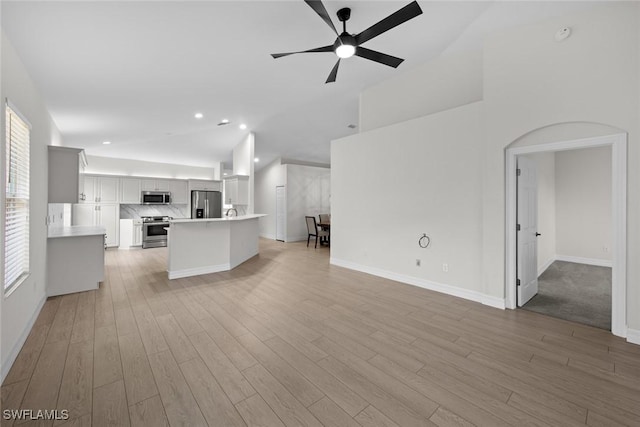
[141,191,171,205]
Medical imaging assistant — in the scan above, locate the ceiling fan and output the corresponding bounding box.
[271,0,423,83]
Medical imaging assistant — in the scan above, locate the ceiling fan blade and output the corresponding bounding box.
[271,45,334,59]
[355,47,404,68]
[304,0,338,36]
[325,59,340,83]
[355,1,423,45]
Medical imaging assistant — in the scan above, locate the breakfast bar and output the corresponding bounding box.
[167,214,265,279]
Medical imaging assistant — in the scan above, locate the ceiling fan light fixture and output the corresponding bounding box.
[335,44,355,59]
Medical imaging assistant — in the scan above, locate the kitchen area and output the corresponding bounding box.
[47,139,259,297]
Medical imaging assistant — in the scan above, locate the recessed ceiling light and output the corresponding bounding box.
[223,172,228,176]
[239,124,247,130]
[254,157,260,163]
[218,119,230,126]
[194,112,204,119]
[102,141,111,145]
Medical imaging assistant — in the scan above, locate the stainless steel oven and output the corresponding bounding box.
[142,191,171,205]
[142,216,171,248]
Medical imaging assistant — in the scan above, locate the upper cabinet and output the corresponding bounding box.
[120,178,141,204]
[81,175,119,204]
[188,179,221,192]
[168,180,188,204]
[223,175,249,205]
[142,179,170,191]
[48,146,87,203]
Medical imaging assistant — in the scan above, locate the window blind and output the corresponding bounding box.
[5,104,30,291]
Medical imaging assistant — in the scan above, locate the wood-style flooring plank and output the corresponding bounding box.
[188,330,255,404]
[93,324,123,388]
[241,363,323,427]
[128,395,169,427]
[179,357,246,427]
[308,396,362,427]
[235,394,286,427]
[118,333,159,405]
[237,332,324,408]
[147,350,207,427]
[56,340,94,424]
[0,380,29,427]
[92,380,130,427]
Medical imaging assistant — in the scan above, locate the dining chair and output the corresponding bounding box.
[305,216,329,248]
[319,213,330,224]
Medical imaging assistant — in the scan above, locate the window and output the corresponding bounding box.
[5,104,30,292]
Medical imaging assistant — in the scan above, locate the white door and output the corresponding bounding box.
[276,186,285,242]
[517,156,539,306]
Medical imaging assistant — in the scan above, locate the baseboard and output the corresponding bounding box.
[286,235,308,243]
[555,255,612,268]
[168,263,230,280]
[537,257,555,276]
[260,233,276,240]
[627,328,640,346]
[330,258,505,309]
[1,294,47,383]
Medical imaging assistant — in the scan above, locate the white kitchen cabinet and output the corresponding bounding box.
[132,220,143,246]
[168,180,188,204]
[81,175,119,203]
[142,179,170,191]
[119,218,142,248]
[223,175,249,205]
[73,203,119,247]
[48,146,87,203]
[189,179,221,192]
[120,178,141,204]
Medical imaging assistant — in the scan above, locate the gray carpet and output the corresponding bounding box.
[522,261,611,330]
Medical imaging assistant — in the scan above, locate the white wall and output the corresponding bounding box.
[85,155,216,180]
[332,102,485,299]
[333,3,640,329]
[523,152,556,274]
[1,33,61,380]
[232,133,255,214]
[555,146,612,262]
[254,158,285,239]
[483,3,638,331]
[285,164,330,242]
[360,49,483,132]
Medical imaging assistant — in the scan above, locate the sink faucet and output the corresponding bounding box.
[225,208,238,217]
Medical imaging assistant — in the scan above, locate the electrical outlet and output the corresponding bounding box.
[442,263,449,272]
[416,259,421,267]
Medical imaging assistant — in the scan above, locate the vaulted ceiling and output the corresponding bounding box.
[2,1,595,169]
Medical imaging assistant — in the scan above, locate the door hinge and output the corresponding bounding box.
[516,224,521,231]
[516,168,521,176]
[517,279,521,286]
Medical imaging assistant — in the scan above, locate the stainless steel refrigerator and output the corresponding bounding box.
[191,190,222,219]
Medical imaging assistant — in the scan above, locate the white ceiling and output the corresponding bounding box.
[2,1,596,170]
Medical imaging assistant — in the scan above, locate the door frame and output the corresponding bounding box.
[505,133,627,337]
[275,185,286,242]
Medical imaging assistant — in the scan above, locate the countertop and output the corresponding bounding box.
[170,214,266,224]
[48,225,106,239]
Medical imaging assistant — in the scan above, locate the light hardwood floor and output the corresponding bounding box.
[2,239,640,426]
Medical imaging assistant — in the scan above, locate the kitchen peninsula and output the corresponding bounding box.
[167,214,266,279]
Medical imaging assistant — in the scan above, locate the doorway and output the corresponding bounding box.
[276,186,285,242]
[506,133,627,337]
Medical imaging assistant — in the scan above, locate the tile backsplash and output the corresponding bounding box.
[120,204,188,219]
